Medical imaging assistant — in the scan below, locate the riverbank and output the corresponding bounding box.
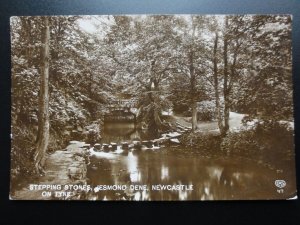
[10,141,89,200]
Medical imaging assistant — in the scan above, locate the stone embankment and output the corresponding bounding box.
[11,141,89,200]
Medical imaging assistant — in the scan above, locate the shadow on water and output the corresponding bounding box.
[86,122,296,200]
[102,122,159,144]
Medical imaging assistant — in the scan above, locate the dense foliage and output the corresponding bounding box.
[180,132,222,154]
[221,121,294,169]
[11,15,294,182]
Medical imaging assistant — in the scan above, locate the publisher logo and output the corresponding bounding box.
[275,180,286,188]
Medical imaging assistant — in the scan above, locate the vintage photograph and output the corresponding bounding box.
[10,15,296,200]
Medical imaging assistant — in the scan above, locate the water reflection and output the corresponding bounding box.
[86,122,296,200]
[161,165,169,181]
[126,152,140,183]
[102,122,159,144]
[87,150,294,200]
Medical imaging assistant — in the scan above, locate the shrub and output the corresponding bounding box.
[10,125,38,190]
[254,121,294,165]
[173,103,191,115]
[220,129,260,157]
[82,121,102,145]
[180,132,222,153]
[221,121,294,168]
[197,101,217,121]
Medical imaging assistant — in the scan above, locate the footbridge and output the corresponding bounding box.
[104,99,138,123]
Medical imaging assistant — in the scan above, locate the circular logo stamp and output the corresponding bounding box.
[275,180,286,188]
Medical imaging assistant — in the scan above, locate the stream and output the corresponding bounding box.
[86,122,295,200]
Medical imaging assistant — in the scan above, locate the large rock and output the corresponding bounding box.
[170,138,180,144]
[166,132,181,138]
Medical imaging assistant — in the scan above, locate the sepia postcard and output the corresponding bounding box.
[10,14,297,200]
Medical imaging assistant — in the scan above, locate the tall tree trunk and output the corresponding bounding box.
[21,18,32,67]
[189,50,197,132]
[212,32,224,133]
[34,17,50,174]
[222,17,230,136]
[151,77,165,131]
[88,71,96,120]
[191,102,197,131]
[145,61,165,132]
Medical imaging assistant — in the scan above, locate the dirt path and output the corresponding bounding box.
[171,112,245,132]
[228,112,245,130]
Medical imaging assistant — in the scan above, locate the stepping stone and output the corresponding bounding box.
[82,144,91,148]
[152,140,159,147]
[94,143,101,151]
[111,143,117,150]
[121,142,129,150]
[142,140,152,148]
[133,141,142,150]
[102,144,109,152]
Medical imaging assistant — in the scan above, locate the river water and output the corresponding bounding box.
[86,122,296,200]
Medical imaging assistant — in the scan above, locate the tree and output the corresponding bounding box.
[207,15,272,135]
[212,28,224,133]
[222,16,230,135]
[232,15,293,121]
[34,17,50,173]
[102,15,181,132]
[173,15,208,131]
[188,16,200,131]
